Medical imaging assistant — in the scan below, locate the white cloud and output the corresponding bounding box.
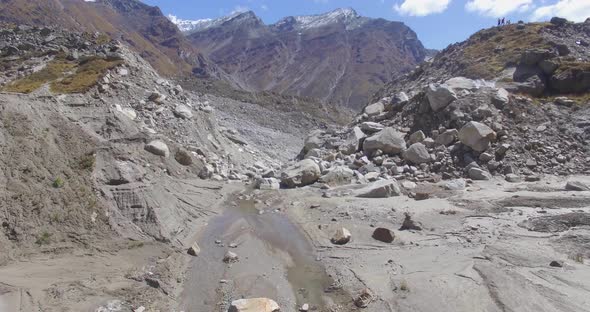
[465,0,533,17]
[260,4,269,11]
[231,5,250,14]
[394,0,452,16]
[531,0,590,22]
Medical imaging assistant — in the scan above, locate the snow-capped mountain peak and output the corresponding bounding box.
[169,8,368,34]
[276,8,367,30]
[168,11,261,34]
[167,15,215,33]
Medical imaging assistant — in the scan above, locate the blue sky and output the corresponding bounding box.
[141,0,590,49]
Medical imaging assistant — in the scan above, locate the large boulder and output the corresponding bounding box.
[363,127,406,155]
[389,92,410,111]
[550,17,568,26]
[356,179,401,198]
[303,130,325,153]
[468,168,492,180]
[145,140,170,157]
[364,101,385,117]
[426,83,457,112]
[319,166,355,186]
[360,122,384,133]
[512,65,546,96]
[549,68,590,93]
[280,159,321,188]
[175,149,193,166]
[408,130,425,144]
[434,129,458,146]
[403,143,431,164]
[174,105,193,119]
[491,88,510,108]
[115,104,137,120]
[539,59,559,75]
[444,77,480,91]
[148,91,166,104]
[520,49,555,66]
[459,122,496,152]
[339,126,365,155]
[228,298,280,312]
[255,178,281,190]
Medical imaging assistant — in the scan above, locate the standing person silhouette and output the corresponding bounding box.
[501,17,505,25]
[498,18,501,26]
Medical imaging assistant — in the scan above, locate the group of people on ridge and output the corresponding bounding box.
[497,17,511,26]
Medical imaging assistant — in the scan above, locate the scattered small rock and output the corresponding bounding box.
[505,174,522,183]
[187,242,200,256]
[356,179,401,198]
[372,227,395,243]
[145,140,170,157]
[174,104,193,119]
[228,298,280,312]
[331,227,352,245]
[414,191,430,200]
[399,213,422,231]
[223,251,239,263]
[354,288,374,308]
[565,180,590,191]
[175,149,193,166]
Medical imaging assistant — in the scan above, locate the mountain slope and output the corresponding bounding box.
[375,19,590,101]
[0,0,216,77]
[182,9,426,111]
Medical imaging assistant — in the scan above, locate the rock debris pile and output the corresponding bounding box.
[282,75,589,191]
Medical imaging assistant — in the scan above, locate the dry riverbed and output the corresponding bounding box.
[2,176,590,312]
[178,174,590,311]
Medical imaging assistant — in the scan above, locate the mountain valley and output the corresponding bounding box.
[181,8,426,111]
[0,1,589,312]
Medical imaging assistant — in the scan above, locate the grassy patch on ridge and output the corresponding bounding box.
[461,23,552,79]
[2,55,122,94]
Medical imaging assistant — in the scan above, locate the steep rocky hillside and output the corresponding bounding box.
[377,18,590,100]
[0,0,216,77]
[183,9,426,111]
[0,24,319,310]
[287,18,590,193]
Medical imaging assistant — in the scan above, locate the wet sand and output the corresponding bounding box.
[180,192,347,311]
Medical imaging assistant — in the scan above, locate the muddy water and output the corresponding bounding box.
[181,194,345,311]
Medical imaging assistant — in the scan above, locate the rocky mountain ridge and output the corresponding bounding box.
[0,0,218,77]
[182,8,427,111]
[172,8,367,34]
